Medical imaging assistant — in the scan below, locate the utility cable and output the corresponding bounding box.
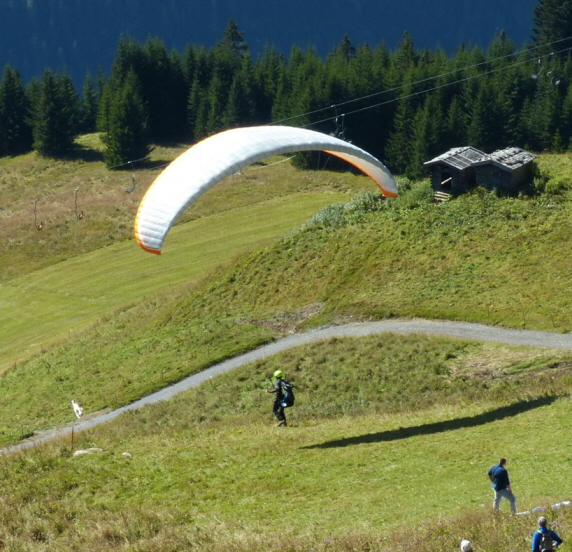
[300,44,572,130]
[3,36,572,216]
[271,34,572,127]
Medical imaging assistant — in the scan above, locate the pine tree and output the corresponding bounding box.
[96,81,113,134]
[111,36,144,85]
[187,78,202,142]
[560,84,572,147]
[532,0,572,45]
[80,73,98,133]
[223,58,256,128]
[408,104,431,179]
[467,83,505,151]
[522,76,561,150]
[393,31,418,71]
[408,94,446,178]
[205,71,225,136]
[31,69,77,157]
[445,96,468,149]
[0,65,32,156]
[270,57,291,123]
[253,45,282,123]
[487,30,516,65]
[103,70,151,167]
[57,72,80,138]
[181,44,197,86]
[386,83,415,174]
[140,37,186,142]
[332,35,356,63]
[168,50,189,139]
[220,19,249,58]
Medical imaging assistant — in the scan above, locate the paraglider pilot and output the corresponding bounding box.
[267,370,295,427]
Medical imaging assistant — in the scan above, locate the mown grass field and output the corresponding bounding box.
[0,190,348,373]
[2,136,572,550]
[0,134,369,282]
[0,134,371,373]
[0,333,571,551]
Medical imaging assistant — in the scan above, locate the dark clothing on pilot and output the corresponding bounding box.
[269,377,287,423]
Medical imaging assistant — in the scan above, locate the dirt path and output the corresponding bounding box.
[6,318,572,455]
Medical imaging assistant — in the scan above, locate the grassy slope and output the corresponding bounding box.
[0,135,368,283]
[0,191,345,372]
[2,143,572,549]
[3,150,572,443]
[177,183,572,333]
[0,134,371,372]
[0,334,571,550]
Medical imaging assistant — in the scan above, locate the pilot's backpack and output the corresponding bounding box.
[281,380,295,407]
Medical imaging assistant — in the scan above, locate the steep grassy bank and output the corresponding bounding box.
[0,333,570,550]
[174,183,572,332]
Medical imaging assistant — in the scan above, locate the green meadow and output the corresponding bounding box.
[1,137,572,550]
[0,334,571,551]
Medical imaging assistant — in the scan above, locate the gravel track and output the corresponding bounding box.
[6,318,572,455]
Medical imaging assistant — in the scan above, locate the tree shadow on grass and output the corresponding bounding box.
[62,145,172,170]
[61,144,104,163]
[302,396,558,449]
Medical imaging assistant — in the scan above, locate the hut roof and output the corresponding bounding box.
[472,147,537,171]
[423,146,486,170]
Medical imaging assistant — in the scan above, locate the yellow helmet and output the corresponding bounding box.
[273,370,283,378]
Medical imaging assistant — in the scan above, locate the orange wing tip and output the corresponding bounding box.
[135,236,162,255]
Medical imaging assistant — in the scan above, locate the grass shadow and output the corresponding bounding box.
[302,396,558,449]
[62,144,104,163]
[62,145,171,170]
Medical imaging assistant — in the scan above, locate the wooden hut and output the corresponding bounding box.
[424,146,536,197]
[423,147,485,196]
[473,147,537,194]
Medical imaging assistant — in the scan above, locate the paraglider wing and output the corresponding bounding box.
[135,125,397,254]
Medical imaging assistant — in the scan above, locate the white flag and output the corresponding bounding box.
[71,400,83,419]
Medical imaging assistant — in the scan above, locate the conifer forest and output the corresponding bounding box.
[1,1,572,178]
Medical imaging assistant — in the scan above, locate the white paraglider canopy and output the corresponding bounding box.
[135,125,397,254]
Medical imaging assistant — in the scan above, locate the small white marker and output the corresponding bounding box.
[71,399,83,419]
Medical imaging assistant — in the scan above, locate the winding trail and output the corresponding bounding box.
[5,318,572,455]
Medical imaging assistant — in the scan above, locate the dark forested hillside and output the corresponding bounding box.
[1,0,536,86]
[5,0,572,180]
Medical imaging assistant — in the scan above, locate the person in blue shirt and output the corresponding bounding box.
[487,457,516,514]
[532,516,563,552]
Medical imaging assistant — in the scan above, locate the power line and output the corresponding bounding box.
[272,34,572,128]
[303,43,572,129]
[3,36,572,218]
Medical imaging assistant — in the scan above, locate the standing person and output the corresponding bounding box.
[532,516,563,552]
[487,457,516,514]
[267,370,294,427]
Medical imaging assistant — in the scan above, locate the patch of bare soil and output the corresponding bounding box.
[237,302,324,334]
